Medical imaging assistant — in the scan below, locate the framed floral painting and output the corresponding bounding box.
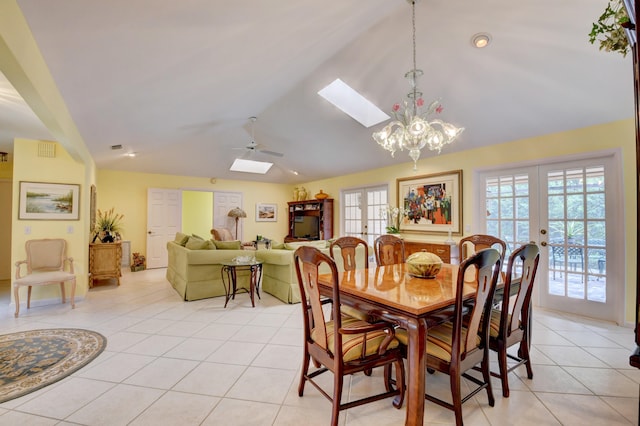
[396,170,462,235]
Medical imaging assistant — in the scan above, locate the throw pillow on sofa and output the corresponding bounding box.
[174,232,190,246]
[270,240,285,249]
[185,237,215,250]
[214,240,242,250]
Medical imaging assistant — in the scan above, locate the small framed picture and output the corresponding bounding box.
[256,203,277,222]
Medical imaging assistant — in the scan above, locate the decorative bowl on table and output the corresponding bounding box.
[406,251,443,278]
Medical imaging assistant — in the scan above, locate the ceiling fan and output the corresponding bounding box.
[235,116,284,158]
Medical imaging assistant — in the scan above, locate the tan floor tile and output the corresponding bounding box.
[536,393,633,425]
[130,391,220,425]
[124,357,199,389]
[202,398,280,426]
[226,366,296,404]
[66,384,164,425]
[173,362,246,396]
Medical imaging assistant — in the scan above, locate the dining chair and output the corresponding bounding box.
[459,234,507,285]
[293,246,405,426]
[488,242,540,397]
[329,236,370,321]
[13,238,76,318]
[397,248,501,426]
[374,234,405,266]
[459,234,506,264]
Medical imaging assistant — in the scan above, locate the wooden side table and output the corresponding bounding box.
[89,242,122,287]
[220,260,263,307]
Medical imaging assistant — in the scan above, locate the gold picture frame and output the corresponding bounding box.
[396,170,462,235]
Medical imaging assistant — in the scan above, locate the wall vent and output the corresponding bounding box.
[37,142,56,158]
[111,144,123,150]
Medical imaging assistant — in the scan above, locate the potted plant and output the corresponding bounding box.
[382,205,405,235]
[92,207,124,243]
[589,0,633,57]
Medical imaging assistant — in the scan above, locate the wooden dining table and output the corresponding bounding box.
[317,262,479,426]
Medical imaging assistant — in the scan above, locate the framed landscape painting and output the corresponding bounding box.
[19,182,80,220]
[396,170,462,235]
[256,203,277,222]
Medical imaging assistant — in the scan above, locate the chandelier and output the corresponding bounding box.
[372,0,464,171]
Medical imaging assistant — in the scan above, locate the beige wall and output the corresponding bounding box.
[299,118,637,324]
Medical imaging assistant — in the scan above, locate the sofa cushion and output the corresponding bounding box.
[214,240,242,250]
[270,240,285,249]
[191,233,205,240]
[284,240,328,250]
[174,232,190,246]
[185,238,215,250]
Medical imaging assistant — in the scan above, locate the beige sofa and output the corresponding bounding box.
[166,234,368,304]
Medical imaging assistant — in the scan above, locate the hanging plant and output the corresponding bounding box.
[589,0,632,57]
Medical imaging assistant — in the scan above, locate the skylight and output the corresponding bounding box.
[318,79,390,128]
[230,158,273,174]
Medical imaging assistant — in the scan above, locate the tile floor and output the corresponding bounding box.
[0,268,638,425]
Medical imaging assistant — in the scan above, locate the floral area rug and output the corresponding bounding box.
[0,328,106,403]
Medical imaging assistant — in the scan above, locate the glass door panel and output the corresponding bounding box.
[342,185,389,247]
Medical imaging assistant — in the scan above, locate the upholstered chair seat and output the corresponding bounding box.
[312,316,400,362]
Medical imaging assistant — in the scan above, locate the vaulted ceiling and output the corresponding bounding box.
[0,0,634,183]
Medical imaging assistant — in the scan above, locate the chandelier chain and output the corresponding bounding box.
[411,0,418,115]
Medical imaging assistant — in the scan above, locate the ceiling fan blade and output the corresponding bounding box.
[258,149,284,157]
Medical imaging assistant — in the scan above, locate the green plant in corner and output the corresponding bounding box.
[589,0,632,57]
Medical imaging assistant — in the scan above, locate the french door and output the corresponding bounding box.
[479,154,623,323]
[342,185,388,247]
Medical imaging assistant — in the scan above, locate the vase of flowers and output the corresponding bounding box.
[93,208,124,243]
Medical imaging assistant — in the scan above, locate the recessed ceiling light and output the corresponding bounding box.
[230,158,273,174]
[471,33,491,48]
[318,78,390,128]
[125,152,136,157]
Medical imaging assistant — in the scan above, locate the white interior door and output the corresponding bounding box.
[213,191,243,239]
[479,154,623,323]
[146,188,181,269]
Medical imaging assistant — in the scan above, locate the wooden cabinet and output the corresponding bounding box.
[89,242,122,287]
[285,199,333,242]
[404,240,458,264]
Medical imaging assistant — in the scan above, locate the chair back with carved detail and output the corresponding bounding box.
[374,235,405,266]
[330,236,369,271]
